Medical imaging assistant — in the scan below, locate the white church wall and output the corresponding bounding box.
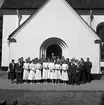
[2,15,18,66]
[81,15,90,26]
[9,0,100,74]
[2,15,30,66]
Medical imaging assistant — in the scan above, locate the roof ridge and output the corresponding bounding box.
[8,0,101,41]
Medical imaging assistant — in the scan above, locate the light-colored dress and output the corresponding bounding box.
[48,62,55,79]
[35,63,42,80]
[42,62,48,79]
[23,63,30,80]
[28,63,36,80]
[61,64,68,81]
[54,64,61,80]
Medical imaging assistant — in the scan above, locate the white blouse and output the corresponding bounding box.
[48,62,55,70]
[62,64,68,71]
[23,63,30,70]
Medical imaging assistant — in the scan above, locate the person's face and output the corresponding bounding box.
[12,60,14,63]
[87,58,89,62]
[28,57,30,61]
[21,57,23,61]
[18,59,21,62]
[25,59,28,63]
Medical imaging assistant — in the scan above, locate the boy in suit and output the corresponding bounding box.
[8,59,16,83]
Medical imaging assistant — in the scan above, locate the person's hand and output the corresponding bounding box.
[7,69,10,72]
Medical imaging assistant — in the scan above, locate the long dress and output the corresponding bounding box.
[61,64,68,81]
[54,64,61,80]
[48,62,55,79]
[28,63,36,80]
[23,63,30,80]
[42,62,48,79]
[35,63,42,80]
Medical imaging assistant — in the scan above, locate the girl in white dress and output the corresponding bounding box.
[28,59,36,84]
[54,60,61,84]
[42,59,48,83]
[35,59,42,84]
[23,59,30,83]
[48,59,55,84]
[61,60,68,85]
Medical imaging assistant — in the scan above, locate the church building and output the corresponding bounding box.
[1,0,104,78]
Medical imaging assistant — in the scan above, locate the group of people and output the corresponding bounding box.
[8,56,92,85]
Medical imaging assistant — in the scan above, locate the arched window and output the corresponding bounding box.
[96,22,104,59]
[96,22,104,42]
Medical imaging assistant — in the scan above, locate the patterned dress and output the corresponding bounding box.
[61,64,68,81]
[28,63,36,80]
[23,63,30,80]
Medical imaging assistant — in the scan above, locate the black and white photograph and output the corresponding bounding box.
[0,0,104,105]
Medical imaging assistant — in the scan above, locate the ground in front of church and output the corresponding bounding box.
[0,71,104,105]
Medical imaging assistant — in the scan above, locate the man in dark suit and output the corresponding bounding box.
[85,58,92,83]
[70,58,77,85]
[15,58,23,84]
[8,59,16,83]
[75,61,82,85]
[80,58,87,83]
[66,58,71,85]
[20,57,25,80]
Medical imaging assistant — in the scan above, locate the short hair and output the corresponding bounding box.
[12,59,14,62]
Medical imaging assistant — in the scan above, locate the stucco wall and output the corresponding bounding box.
[2,15,29,66]
[2,0,101,74]
[9,0,100,73]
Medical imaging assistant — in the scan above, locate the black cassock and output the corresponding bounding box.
[69,63,77,85]
[15,62,23,83]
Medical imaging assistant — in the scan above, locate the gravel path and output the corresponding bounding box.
[0,79,104,91]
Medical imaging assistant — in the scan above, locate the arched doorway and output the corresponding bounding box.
[40,37,68,59]
[96,22,104,59]
[46,44,62,59]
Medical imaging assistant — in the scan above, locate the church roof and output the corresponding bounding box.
[2,0,104,10]
[8,0,100,41]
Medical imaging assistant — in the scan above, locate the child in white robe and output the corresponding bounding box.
[28,60,36,84]
[23,59,30,83]
[42,59,48,83]
[48,60,55,84]
[54,60,61,84]
[61,60,68,85]
[35,60,42,83]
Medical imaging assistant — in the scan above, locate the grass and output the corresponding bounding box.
[0,89,103,105]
